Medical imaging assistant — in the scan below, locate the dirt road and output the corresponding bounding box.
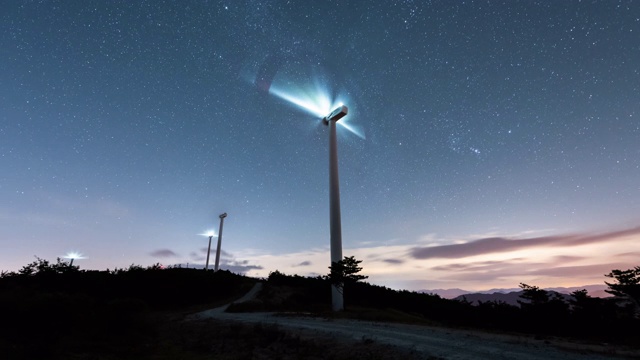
[190,284,632,359]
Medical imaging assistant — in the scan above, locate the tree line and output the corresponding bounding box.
[237,257,640,344]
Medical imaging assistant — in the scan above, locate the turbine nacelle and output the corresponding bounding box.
[322,105,348,125]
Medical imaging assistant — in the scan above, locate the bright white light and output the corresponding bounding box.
[200,230,217,237]
[63,251,85,260]
[259,71,366,140]
[270,83,366,138]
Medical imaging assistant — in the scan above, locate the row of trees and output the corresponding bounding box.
[329,258,640,317]
[259,257,640,342]
[328,257,640,316]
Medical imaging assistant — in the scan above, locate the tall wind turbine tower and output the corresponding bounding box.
[323,104,348,311]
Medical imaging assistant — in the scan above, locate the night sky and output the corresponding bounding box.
[2,1,639,291]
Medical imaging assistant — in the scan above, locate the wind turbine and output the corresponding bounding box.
[323,105,348,311]
[261,75,362,311]
[214,213,228,272]
[201,212,227,272]
[201,230,217,271]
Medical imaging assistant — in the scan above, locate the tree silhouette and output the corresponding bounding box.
[325,256,368,295]
[9,257,78,276]
[517,283,549,306]
[605,266,640,312]
[517,283,570,334]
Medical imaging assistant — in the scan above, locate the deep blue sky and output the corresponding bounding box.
[1,1,639,291]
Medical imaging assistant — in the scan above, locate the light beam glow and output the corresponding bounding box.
[269,82,333,118]
[63,251,85,260]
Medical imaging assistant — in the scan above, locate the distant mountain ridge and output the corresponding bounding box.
[452,291,578,306]
[421,284,609,301]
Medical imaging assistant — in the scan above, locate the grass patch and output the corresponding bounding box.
[151,317,424,360]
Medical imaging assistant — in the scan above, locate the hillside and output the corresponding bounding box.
[2,259,639,359]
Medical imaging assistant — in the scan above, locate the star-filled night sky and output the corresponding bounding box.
[2,1,639,291]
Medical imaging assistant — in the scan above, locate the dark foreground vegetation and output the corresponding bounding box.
[0,258,256,359]
[1,257,639,359]
[0,258,419,360]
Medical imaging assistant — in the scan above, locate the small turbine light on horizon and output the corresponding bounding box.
[200,230,217,237]
[63,251,85,266]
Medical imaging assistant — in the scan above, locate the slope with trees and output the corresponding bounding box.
[2,257,640,358]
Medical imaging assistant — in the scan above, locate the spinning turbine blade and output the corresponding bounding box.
[338,120,365,140]
[268,83,331,118]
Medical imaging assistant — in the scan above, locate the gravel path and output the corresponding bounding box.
[189,284,632,360]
